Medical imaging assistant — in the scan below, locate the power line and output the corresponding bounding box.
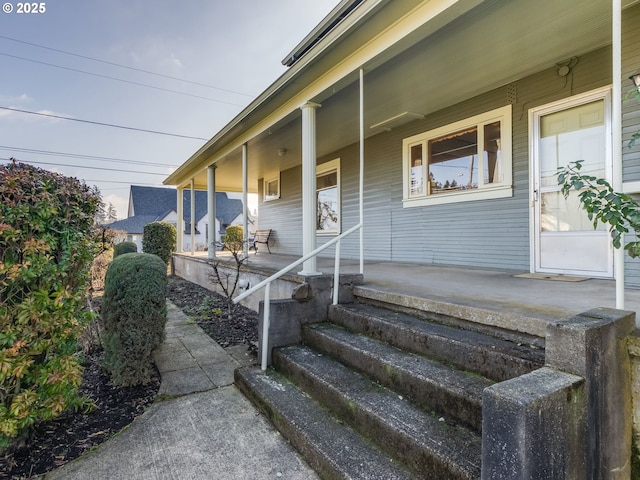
[0,145,178,168]
[0,106,208,140]
[0,52,246,107]
[5,157,169,176]
[0,35,255,98]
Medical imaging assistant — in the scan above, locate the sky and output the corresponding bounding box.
[0,0,339,219]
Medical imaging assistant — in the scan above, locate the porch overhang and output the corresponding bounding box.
[164,0,636,192]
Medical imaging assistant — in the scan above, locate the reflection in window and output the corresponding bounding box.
[317,170,338,232]
[410,144,424,197]
[428,127,478,194]
[264,177,280,201]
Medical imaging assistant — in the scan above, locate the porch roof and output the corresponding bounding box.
[164,0,634,192]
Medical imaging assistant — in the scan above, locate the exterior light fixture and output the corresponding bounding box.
[277,148,288,156]
[630,72,640,90]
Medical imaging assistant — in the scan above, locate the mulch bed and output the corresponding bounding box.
[1,276,258,479]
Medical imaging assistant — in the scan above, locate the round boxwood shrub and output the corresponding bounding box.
[102,253,168,386]
[142,221,176,265]
[113,241,137,257]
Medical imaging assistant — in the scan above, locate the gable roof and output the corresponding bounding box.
[110,186,243,234]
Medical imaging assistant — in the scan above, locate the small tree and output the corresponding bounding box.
[557,160,640,257]
[142,221,176,265]
[209,226,247,318]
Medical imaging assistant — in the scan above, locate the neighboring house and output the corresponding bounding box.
[164,1,640,285]
[108,185,244,252]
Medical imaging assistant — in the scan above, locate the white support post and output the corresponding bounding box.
[299,101,321,276]
[190,179,195,256]
[613,0,624,309]
[261,282,271,371]
[359,68,365,275]
[207,166,216,259]
[176,188,184,253]
[242,143,249,259]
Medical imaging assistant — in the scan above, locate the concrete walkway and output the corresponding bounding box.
[44,302,319,480]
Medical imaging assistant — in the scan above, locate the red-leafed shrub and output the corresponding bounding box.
[0,160,100,451]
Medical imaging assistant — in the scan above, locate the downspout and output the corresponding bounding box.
[190,178,195,256]
[207,165,216,259]
[242,143,249,259]
[613,0,624,309]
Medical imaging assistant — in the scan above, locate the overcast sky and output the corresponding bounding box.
[0,0,338,218]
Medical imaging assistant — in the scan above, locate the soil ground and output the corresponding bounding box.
[0,277,257,479]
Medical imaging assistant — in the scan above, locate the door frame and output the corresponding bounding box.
[528,86,613,277]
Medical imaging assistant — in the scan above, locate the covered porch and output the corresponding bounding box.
[173,251,640,334]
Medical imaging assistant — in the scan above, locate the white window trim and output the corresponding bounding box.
[317,158,340,235]
[402,105,513,208]
[263,175,280,202]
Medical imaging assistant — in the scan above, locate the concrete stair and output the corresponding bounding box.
[235,294,545,479]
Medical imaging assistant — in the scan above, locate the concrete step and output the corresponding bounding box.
[234,365,414,480]
[329,303,544,382]
[302,322,491,432]
[273,345,482,480]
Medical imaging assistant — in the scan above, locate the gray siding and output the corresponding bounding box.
[256,7,640,284]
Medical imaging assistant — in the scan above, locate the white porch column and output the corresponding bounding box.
[190,178,195,256]
[176,188,183,252]
[613,0,624,308]
[299,101,321,276]
[207,165,216,259]
[242,143,249,259]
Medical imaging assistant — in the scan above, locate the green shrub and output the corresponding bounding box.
[222,225,243,252]
[102,253,167,386]
[0,160,100,450]
[142,222,176,265]
[113,241,137,257]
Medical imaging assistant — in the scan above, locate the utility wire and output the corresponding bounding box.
[0,34,255,98]
[0,52,246,107]
[0,145,178,168]
[0,106,208,140]
[6,157,170,176]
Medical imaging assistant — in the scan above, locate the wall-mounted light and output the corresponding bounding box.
[630,72,640,91]
[277,148,288,157]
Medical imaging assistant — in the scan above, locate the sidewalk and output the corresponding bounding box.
[44,302,318,480]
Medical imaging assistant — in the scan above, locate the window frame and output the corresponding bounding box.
[263,175,280,202]
[402,105,513,207]
[316,158,340,235]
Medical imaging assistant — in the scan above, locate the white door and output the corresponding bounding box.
[531,89,613,278]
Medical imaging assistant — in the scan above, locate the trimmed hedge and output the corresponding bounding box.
[101,253,167,386]
[113,241,137,257]
[0,161,100,449]
[142,222,176,265]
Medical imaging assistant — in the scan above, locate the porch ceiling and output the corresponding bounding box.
[178,0,629,193]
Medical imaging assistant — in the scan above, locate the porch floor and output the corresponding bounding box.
[182,251,640,329]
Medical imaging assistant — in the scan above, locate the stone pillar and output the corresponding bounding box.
[482,367,586,480]
[298,101,321,276]
[546,308,635,480]
[207,165,216,259]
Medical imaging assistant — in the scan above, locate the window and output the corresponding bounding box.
[263,176,280,201]
[402,105,512,207]
[317,158,340,234]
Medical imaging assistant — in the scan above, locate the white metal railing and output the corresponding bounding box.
[233,222,363,370]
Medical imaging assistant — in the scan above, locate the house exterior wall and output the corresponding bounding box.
[256,6,640,285]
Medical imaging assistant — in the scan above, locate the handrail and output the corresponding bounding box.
[233,222,363,370]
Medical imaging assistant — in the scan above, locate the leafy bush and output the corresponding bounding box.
[210,225,247,318]
[142,222,176,265]
[0,160,100,450]
[102,253,167,386]
[113,241,137,258]
[222,225,243,252]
